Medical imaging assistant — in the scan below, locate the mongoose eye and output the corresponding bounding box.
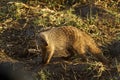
[41,39,48,46]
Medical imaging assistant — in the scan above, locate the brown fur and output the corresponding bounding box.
[36,26,108,65]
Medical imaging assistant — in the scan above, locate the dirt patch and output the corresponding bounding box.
[0,26,37,58]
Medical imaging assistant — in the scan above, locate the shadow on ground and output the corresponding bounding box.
[73,4,120,26]
[106,40,120,58]
[0,62,35,80]
[0,60,119,80]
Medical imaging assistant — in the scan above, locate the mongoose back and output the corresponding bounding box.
[36,26,108,65]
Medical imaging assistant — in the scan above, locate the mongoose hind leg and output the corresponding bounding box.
[62,47,75,60]
[74,46,88,62]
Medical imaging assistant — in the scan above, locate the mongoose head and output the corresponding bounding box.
[35,33,48,50]
[35,27,54,49]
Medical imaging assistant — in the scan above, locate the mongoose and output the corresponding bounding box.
[36,26,108,65]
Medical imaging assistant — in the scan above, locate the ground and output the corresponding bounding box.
[0,0,120,80]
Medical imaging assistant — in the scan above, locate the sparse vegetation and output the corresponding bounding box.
[0,0,120,80]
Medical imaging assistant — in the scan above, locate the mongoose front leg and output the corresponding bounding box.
[42,46,54,65]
